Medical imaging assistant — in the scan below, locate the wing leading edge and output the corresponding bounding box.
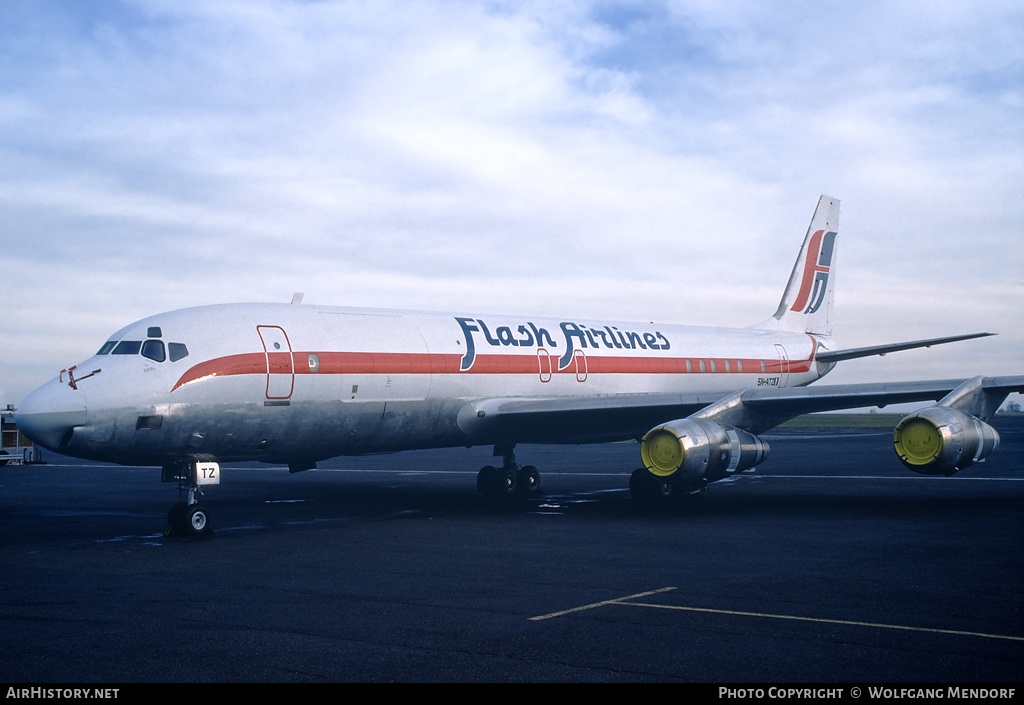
[457,375,1024,445]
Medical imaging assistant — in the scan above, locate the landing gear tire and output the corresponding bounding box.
[185,504,209,534]
[164,501,211,537]
[500,467,520,495]
[477,465,521,498]
[165,502,186,535]
[477,464,536,502]
[630,468,677,506]
[477,466,499,495]
[519,465,541,494]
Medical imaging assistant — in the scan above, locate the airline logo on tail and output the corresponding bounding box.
[790,229,838,314]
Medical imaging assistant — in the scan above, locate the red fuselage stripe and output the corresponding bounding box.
[171,349,816,392]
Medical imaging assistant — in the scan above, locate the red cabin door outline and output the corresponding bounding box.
[574,349,588,382]
[774,343,790,388]
[258,325,294,400]
[537,348,552,383]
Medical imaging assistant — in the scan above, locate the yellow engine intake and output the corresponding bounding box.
[640,419,769,485]
[893,407,999,476]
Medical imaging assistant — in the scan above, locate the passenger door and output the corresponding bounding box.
[257,325,294,400]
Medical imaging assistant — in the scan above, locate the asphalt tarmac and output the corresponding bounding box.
[1,417,1021,683]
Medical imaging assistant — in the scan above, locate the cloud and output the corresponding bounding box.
[1,0,1021,404]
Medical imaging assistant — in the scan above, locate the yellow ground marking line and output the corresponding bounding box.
[531,587,1024,642]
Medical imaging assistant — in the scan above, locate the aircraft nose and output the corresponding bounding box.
[15,380,88,453]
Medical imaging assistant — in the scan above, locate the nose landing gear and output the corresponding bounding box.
[166,500,209,536]
[162,461,219,536]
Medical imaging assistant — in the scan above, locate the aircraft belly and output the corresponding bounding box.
[150,398,467,462]
[254,398,467,460]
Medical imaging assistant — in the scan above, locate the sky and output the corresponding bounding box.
[2,0,1022,407]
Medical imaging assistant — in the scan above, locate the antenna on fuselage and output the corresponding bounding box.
[291,292,304,305]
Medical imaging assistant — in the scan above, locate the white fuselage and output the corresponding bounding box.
[18,303,829,467]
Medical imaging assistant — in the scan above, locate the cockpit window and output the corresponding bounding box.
[142,340,166,362]
[168,343,189,362]
[97,338,187,361]
[112,341,142,355]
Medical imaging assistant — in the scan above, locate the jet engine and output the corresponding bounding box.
[892,406,999,476]
[640,419,769,485]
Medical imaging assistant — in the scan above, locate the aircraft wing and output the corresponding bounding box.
[457,375,1024,445]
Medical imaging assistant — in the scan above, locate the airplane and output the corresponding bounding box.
[15,196,1024,536]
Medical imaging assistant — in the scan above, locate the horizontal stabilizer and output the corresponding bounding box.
[815,332,995,364]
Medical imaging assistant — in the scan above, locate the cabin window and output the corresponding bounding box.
[737,360,744,373]
[97,341,117,355]
[168,343,189,362]
[308,353,320,373]
[112,341,142,355]
[142,340,166,362]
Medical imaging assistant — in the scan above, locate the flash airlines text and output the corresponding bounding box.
[456,317,671,371]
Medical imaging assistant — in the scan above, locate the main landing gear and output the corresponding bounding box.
[162,461,219,536]
[476,444,542,501]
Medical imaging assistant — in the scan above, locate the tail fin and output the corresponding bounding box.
[759,195,840,335]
